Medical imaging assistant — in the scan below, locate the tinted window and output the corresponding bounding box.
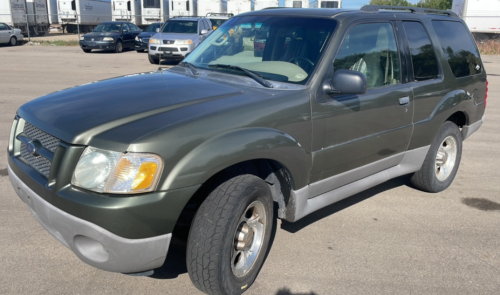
[130,24,139,31]
[162,21,198,34]
[321,1,338,8]
[403,21,439,81]
[146,23,162,32]
[432,21,482,78]
[93,23,122,33]
[122,23,130,32]
[334,23,401,89]
[143,0,160,8]
[293,1,302,8]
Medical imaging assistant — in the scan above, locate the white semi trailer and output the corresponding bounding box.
[111,0,141,25]
[227,0,254,15]
[0,0,29,34]
[57,0,112,33]
[254,0,278,10]
[141,0,168,25]
[46,0,57,23]
[311,0,341,8]
[198,0,227,16]
[284,0,308,8]
[170,0,197,16]
[26,0,50,35]
[452,0,500,38]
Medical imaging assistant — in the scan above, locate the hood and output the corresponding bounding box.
[138,32,155,38]
[84,31,120,38]
[151,32,198,41]
[18,70,250,150]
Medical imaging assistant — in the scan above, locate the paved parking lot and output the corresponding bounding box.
[1,45,499,295]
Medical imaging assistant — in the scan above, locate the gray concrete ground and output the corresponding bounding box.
[0,45,499,295]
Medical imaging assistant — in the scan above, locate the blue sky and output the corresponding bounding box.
[277,0,420,9]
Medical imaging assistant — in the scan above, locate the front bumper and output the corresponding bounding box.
[80,40,115,50]
[135,40,148,50]
[148,43,193,60]
[9,164,170,273]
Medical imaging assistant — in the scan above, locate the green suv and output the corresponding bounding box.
[7,6,486,295]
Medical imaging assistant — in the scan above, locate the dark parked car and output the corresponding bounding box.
[8,6,486,295]
[79,21,142,53]
[135,22,164,52]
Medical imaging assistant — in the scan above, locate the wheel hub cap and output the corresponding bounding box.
[231,201,266,277]
[435,136,458,181]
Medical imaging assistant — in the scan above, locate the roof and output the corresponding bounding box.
[240,8,351,18]
[168,17,204,21]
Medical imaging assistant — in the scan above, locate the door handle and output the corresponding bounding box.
[399,96,410,105]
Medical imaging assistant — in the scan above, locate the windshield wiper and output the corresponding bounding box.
[179,61,199,75]
[208,64,273,88]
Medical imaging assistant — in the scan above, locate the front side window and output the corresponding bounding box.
[432,20,482,78]
[403,21,439,81]
[334,22,401,89]
[162,21,198,34]
[122,23,130,32]
[184,16,337,85]
[0,23,7,30]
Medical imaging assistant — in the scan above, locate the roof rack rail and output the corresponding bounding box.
[360,5,458,18]
[206,12,234,17]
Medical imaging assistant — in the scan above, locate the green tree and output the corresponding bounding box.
[368,0,415,6]
[415,0,452,10]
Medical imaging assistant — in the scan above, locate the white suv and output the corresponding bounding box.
[148,17,213,64]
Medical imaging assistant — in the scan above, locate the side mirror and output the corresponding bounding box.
[201,29,209,35]
[325,69,367,95]
[156,28,160,33]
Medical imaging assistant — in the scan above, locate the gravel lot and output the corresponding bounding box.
[0,45,499,295]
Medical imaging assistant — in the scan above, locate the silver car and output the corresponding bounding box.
[0,23,23,46]
[148,17,213,64]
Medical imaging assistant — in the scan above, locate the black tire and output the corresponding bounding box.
[148,54,159,64]
[114,40,123,53]
[9,37,17,46]
[187,175,274,295]
[136,49,145,53]
[411,121,463,193]
[82,49,92,53]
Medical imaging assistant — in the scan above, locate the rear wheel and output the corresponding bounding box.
[187,175,274,295]
[148,54,159,64]
[9,37,17,46]
[411,121,463,193]
[114,40,123,53]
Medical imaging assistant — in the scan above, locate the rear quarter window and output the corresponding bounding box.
[432,20,482,78]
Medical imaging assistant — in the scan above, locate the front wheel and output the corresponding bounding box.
[114,40,123,53]
[187,175,274,295]
[9,37,17,46]
[411,121,463,193]
[148,54,159,64]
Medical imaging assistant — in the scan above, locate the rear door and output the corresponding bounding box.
[310,21,414,189]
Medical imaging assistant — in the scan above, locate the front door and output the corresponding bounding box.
[0,23,9,43]
[311,21,414,190]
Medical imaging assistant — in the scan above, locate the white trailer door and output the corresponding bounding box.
[34,0,49,24]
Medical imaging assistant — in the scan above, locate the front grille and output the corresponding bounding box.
[85,37,102,41]
[20,122,60,178]
[159,47,179,52]
[162,40,175,45]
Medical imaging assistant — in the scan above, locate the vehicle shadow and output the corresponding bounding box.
[280,175,412,234]
[276,288,318,295]
[150,245,188,279]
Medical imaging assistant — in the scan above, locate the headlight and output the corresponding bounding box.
[135,36,141,41]
[79,36,84,40]
[71,147,163,194]
[175,39,192,45]
[103,37,114,41]
[149,38,160,44]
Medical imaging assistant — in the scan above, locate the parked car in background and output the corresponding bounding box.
[206,12,233,30]
[135,22,164,52]
[79,21,142,53]
[0,22,23,46]
[148,17,213,64]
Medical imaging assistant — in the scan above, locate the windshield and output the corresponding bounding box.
[146,23,162,32]
[161,21,198,34]
[93,23,122,33]
[184,16,337,85]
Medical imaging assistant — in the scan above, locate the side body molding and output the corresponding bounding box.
[161,128,312,191]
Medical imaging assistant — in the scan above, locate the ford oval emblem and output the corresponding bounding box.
[26,141,38,156]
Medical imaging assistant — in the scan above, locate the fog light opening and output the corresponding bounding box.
[74,235,109,263]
